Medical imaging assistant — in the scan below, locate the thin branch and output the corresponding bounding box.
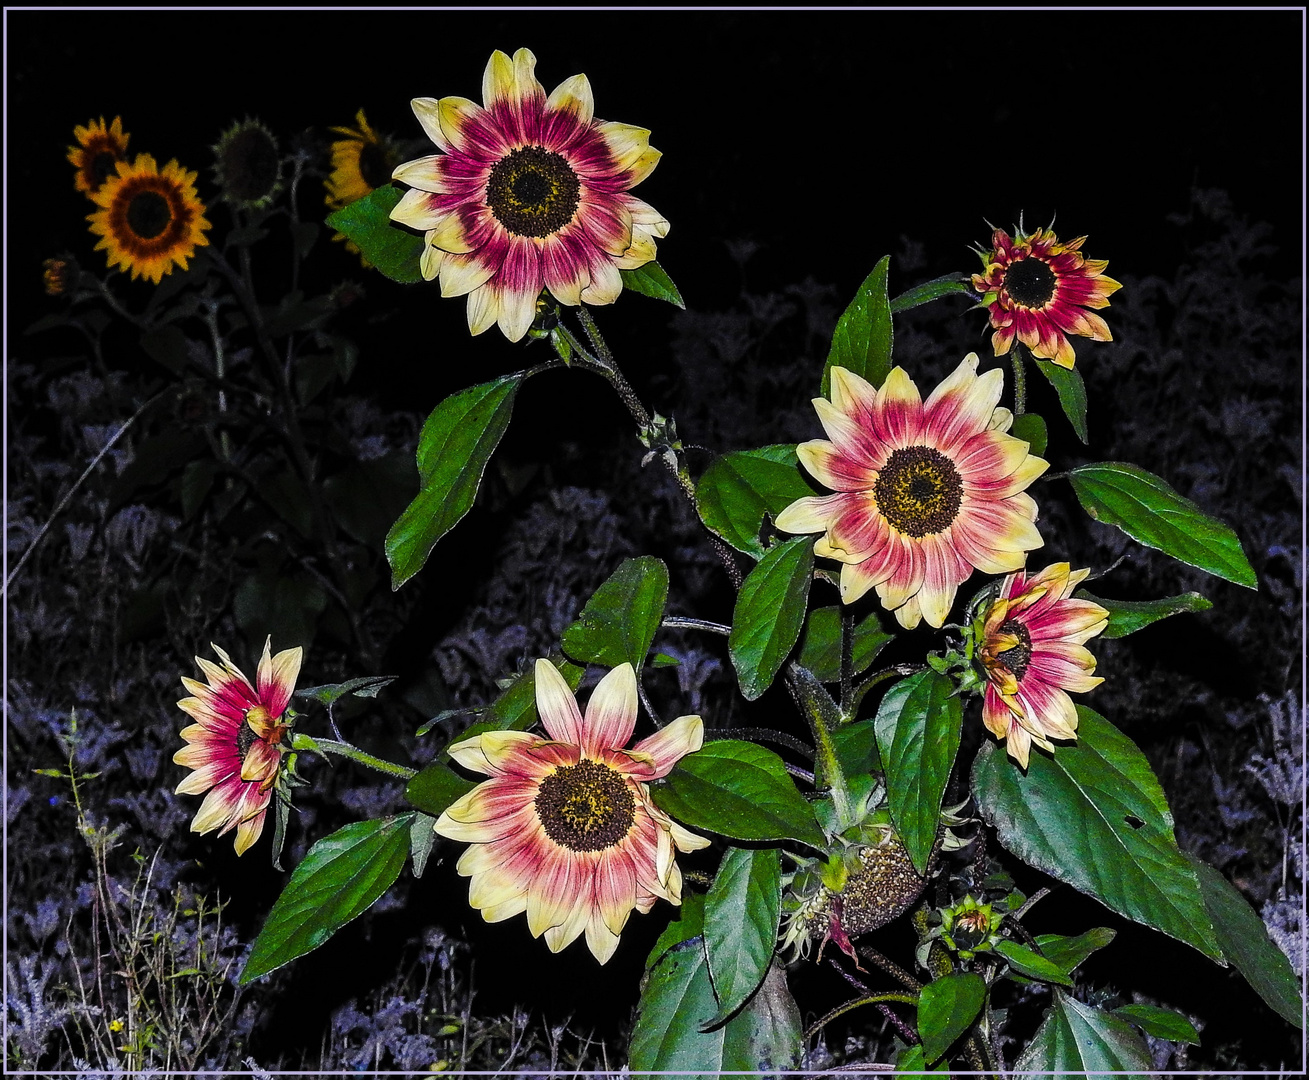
[662,615,731,635]
[710,726,815,761]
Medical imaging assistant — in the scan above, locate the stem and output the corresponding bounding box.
[1010,347,1027,416]
[636,674,663,729]
[295,735,417,780]
[856,943,924,992]
[711,726,815,760]
[803,992,920,1041]
[662,615,730,635]
[839,603,855,716]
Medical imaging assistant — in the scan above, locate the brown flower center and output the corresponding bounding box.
[1004,256,1056,308]
[235,718,259,759]
[358,139,395,191]
[219,127,280,202]
[485,145,581,238]
[874,446,963,538]
[126,191,172,240]
[995,618,1033,681]
[535,759,636,852]
[91,151,120,188]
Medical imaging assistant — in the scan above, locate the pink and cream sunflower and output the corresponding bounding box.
[390,48,669,342]
[976,562,1109,769]
[173,639,302,855]
[434,660,708,964]
[972,223,1122,369]
[776,354,1048,629]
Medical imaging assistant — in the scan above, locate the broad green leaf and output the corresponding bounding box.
[386,375,521,589]
[703,847,782,1027]
[729,537,813,700]
[1034,357,1088,443]
[1076,589,1213,639]
[994,938,1073,986]
[1016,991,1152,1076]
[1067,462,1257,588]
[619,261,685,308]
[894,1043,948,1073]
[647,891,706,971]
[1034,927,1116,973]
[241,815,413,982]
[408,812,436,878]
[695,445,814,559]
[562,556,669,669]
[796,606,893,683]
[325,185,424,284]
[888,273,973,314]
[404,761,476,818]
[822,256,893,397]
[1112,1003,1200,1044]
[874,669,962,875]
[653,739,825,848]
[972,707,1224,962]
[1187,853,1303,1028]
[918,972,985,1063]
[1009,412,1048,457]
[832,717,881,776]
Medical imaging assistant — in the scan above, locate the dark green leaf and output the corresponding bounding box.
[888,273,973,314]
[972,708,1224,962]
[1034,358,1088,443]
[653,740,825,848]
[291,220,320,259]
[832,717,881,776]
[1016,991,1152,1076]
[874,669,962,875]
[404,762,476,818]
[325,185,424,284]
[1076,589,1213,639]
[409,812,436,878]
[1033,927,1116,973]
[796,606,893,683]
[647,891,706,971]
[695,445,814,559]
[703,847,782,1027]
[562,556,669,669]
[918,972,986,1063]
[729,537,813,700]
[1009,412,1048,457]
[324,454,419,550]
[295,675,397,705]
[233,570,326,648]
[994,938,1073,986]
[241,815,413,982]
[140,324,190,375]
[894,1043,948,1073]
[1068,462,1256,588]
[386,375,521,589]
[1187,853,1302,1028]
[822,256,893,397]
[619,261,685,308]
[486,657,585,731]
[651,652,681,668]
[227,225,269,247]
[1112,1003,1200,1044]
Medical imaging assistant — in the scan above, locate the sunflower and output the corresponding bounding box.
[776,355,1048,629]
[212,118,282,211]
[87,154,211,284]
[434,660,708,964]
[324,108,404,260]
[390,48,670,342]
[975,562,1109,768]
[972,222,1122,369]
[68,116,130,196]
[173,639,303,855]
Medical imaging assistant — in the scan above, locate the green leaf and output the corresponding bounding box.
[386,375,521,589]
[647,891,706,971]
[1067,461,1257,588]
[831,717,882,776]
[821,256,893,397]
[1033,927,1117,973]
[703,847,782,1027]
[241,815,413,982]
[1009,412,1048,457]
[485,657,585,732]
[619,261,685,308]
[651,652,681,668]
[1112,1003,1200,1044]
[729,537,813,700]
[1186,853,1303,1028]
[874,669,963,875]
[972,707,1224,962]
[140,324,190,375]
[888,273,973,314]
[1034,358,1088,443]
[795,606,893,683]
[325,185,424,284]
[917,972,986,1064]
[1017,992,1152,1076]
[408,812,436,878]
[695,445,814,559]
[894,1043,948,1074]
[562,556,669,669]
[994,938,1073,986]
[653,740,825,848]
[1076,589,1213,639]
[295,675,397,706]
[404,761,476,818]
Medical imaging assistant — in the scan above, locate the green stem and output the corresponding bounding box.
[1011,347,1027,416]
[803,992,920,1041]
[839,603,855,716]
[293,734,417,780]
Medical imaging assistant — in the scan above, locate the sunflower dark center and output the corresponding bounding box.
[235,718,259,760]
[1004,256,1056,308]
[995,618,1033,681]
[485,145,580,239]
[358,140,393,190]
[91,151,120,188]
[223,129,280,201]
[535,759,636,852]
[873,446,963,538]
[126,191,172,240]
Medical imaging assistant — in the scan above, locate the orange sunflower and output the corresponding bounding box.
[434,660,708,964]
[972,223,1122,369]
[68,116,130,196]
[87,154,211,284]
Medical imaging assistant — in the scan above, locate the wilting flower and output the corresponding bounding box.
[976,562,1109,768]
[87,154,211,284]
[434,660,708,964]
[173,639,303,855]
[324,108,405,260]
[68,116,130,196]
[972,223,1122,369]
[776,355,1048,629]
[212,118,282,210]
[390,47,669,342]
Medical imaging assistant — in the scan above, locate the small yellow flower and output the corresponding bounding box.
[68,116,130,196]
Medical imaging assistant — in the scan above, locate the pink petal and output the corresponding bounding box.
[581,663,638,757]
